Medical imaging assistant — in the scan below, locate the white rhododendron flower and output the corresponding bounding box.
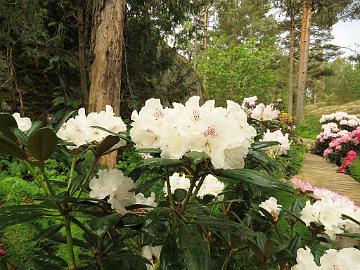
[142,245,162,270]
[12,112,32,132]
[320,111,360,127]
[292,247,360,270]
[250,103,280,121]
[89,169,136,214]
[135,192,157,208]
[197,174,225,200]
[163,173,191,195]
[130,96,256,169]
[57,105,126,149]
[242,96,257,107]
[259,197,282,221]
[292,247,319,270]
[163,172,225,200]
[261,129,291,155]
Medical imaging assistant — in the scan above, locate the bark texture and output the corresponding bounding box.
[288,7,295,116]
[88,0,126,168]
[296,0,312,123]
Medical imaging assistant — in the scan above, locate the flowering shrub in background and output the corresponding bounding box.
[313,111,360,176]
[0,97,358,270]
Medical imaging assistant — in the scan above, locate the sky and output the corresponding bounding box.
[330,20,360,56]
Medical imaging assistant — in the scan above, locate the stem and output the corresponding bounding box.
[180,170,199,214]
[165,175,175,208]
[64,215,77,270]
[189,174,206,203]
[24,161,50,195]
[39,162,55,196]
[77,156,99,198]
[67,154,78,191]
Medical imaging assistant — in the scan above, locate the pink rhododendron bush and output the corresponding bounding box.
[313,111,360,174]
[0,97,358,269]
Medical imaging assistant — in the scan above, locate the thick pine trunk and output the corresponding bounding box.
[78,0,88,105]
[88,0,125,168]
[296,0,312,123]
[288,8,295,116]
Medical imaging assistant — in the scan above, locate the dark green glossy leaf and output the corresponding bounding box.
[288,234,301,254]
[160,233,178,270]
[95,135,120,156]
[0,135,27,159]
[34,223,64,241]
[0,205,57,229]
[215,168,278,188]
[183,151,209,165]
[102,253,148,270]
[179,225,210,270]
[0,113,18,141]
[26,120,43,136]
[136,148,162,154]
[28,127,58,160]
[24,255,67,270]
[251,141,280,150]
[140,158,183,168]
[54,109,76,133]
[132,175,161,193]
[174,188,187,202]
[87,213,123,237]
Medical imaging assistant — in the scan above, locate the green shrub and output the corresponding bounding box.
[349,157,360,182]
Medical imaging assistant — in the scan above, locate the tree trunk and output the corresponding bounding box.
[288,7,295,116]
[203,4,209,51]
[296,0,312,123]
[78,0,88,105]
[88,0,125,168]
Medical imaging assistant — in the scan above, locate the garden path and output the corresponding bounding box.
[296,153,360,205]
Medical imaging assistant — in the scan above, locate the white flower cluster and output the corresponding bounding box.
[250,103,280,121]
[292,246,360,270]
[130,96,256,169]
[261,129,291,156]
[321,122,339,133]
[242,96,257,107]
[163,172,225,200]
[57,106,127,149]
[12,112,32,132]
[320,112,360,127]
[316,129,349,142]
[300,194,360,241]
[259,197,282,221]
[89,169,157,214]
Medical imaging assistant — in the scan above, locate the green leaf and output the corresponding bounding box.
[24,255,67,270]
[342,214,360,226]
[54,110,76,133]
[0,135,28,159]
[0,205,57,229]
[336,233,360,239]
[26,120,43,136]
[251,141,280,150]
[183,151,209,165]
[132,176,161,193]
[160,233,178,270]
[94,135,120,156]
[179,225,210,270]
[87,213,123,237]
[173,188,187,202]
[0,113,18,141]
[136,148,161,154]
[140,158,183,168]
[102,253,148,270]
[28,127,58,160]
[288,234,301,254]
[215,168,278,188]
[34,224,64,241]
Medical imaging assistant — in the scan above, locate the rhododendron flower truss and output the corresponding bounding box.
[57,105,127,149]
[259,197,282,221]
[261,129,291,156]
[250,103,280,121]
[292,247,360,270]
[130,96,256,169]
[12,112,32,132]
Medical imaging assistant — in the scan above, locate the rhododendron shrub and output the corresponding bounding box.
[0,98,358,269]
